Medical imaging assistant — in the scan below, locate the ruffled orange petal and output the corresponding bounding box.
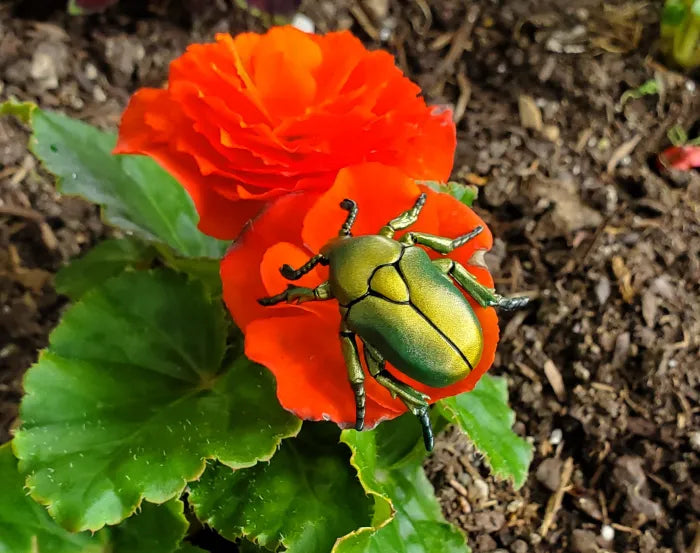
[245,310,403,427]
[221,192,319,330]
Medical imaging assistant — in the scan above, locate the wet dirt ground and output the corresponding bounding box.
[1,1,698,552]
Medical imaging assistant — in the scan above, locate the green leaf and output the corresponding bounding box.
[668,124,689,146]
[420,180,478,207]
[189,424,373,553]
[662,0,688,26]
[692,0,700,18]
[175,546,207,553]
[0,99,35,122]
[620,79,660,105]
[14,270,301,532]
[437,375,532,489]
[156,245,223,297]
[109,499,188,553]
[336,416,469,553]
[55,238,157,300]
[4,102,227,258]
[0,442,108,553]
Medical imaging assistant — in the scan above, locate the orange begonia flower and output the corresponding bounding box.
[221,163,499,428]
[114,26,456,240]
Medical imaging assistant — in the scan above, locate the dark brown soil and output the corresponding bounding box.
[1,1,698,552]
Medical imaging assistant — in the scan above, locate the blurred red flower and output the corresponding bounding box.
[221,163,499,428]
[658,145,700,171]
[115,26,455,239]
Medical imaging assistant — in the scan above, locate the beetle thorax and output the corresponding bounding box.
[326,235,403,306]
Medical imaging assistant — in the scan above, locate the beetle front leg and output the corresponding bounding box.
[378,193,427,238]
[258,281,333,306]
[399,226,484,253]
[432,259,530,310]
[279,253,328,280]
[363,342,434,451]
[340,326,366,431]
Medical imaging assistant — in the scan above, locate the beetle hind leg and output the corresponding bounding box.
[432,258,530,310]
[258,281,333,306]
[363,342,434,451]
[340,327,366,431]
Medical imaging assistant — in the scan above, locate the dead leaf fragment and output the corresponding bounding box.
[611,255,635,303]
[518,94,543,131]
[465,173,488,186]
[606,134,641,173]
[613,456,664,520]
[544,359,567,402]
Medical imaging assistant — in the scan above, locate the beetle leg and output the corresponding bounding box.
[363,342,434,451]
[279,253,328,281]
[399,226,484,252]
[339,327,366,431]
[432,259,530,310]
[378,193,427,238]
[258,281,333,306]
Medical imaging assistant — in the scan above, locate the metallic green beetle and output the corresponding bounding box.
[259,193,529,450]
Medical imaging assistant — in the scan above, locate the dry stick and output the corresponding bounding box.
[433,5,480,77]
[539,457,574,537]
[690,524,700,553]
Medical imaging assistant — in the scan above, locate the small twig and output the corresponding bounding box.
[0,204,43,220]
[606,134,641,173]
[690,524,700,553]
[350,3,380,41]
[611,522,643,537]
[539,457,574,536]
[434,5,480,76]
[453,70,471,124]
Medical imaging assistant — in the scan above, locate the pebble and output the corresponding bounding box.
[600,524,615,542]
[291,13,315,33]
[536,457,563,492]
[476,534,497,552]
[549,428,563,445]
[571,529,598,553]
[510,539,528,553]
[474,510,506,533]
[469,477,490,502]
[690,431,700,452]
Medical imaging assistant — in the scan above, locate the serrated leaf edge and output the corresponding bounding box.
[13,270,302,532]
[330,434,396,552]
[437,377,533,489]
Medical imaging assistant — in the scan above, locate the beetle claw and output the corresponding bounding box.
[279,264,296,279]
[500,295,530,310]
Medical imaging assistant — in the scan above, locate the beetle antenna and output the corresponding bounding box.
[339,199,358,236]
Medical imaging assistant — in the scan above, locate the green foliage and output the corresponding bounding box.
[55,238,156,300]
[1,101,227,258]
[68,0,119,15]
[0,99,35,122]
[108,500,189,553]
[620,79,660,105]
[661,0,700,69]
[336,415,469,553]
[3,101,531,553]
[1,443,197,553]
[13,270,301,532]
[190,424,372,553]
[667,124,700,146]
[437,375,532,489]
[421,180,478,207]
[0,442,108,553]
